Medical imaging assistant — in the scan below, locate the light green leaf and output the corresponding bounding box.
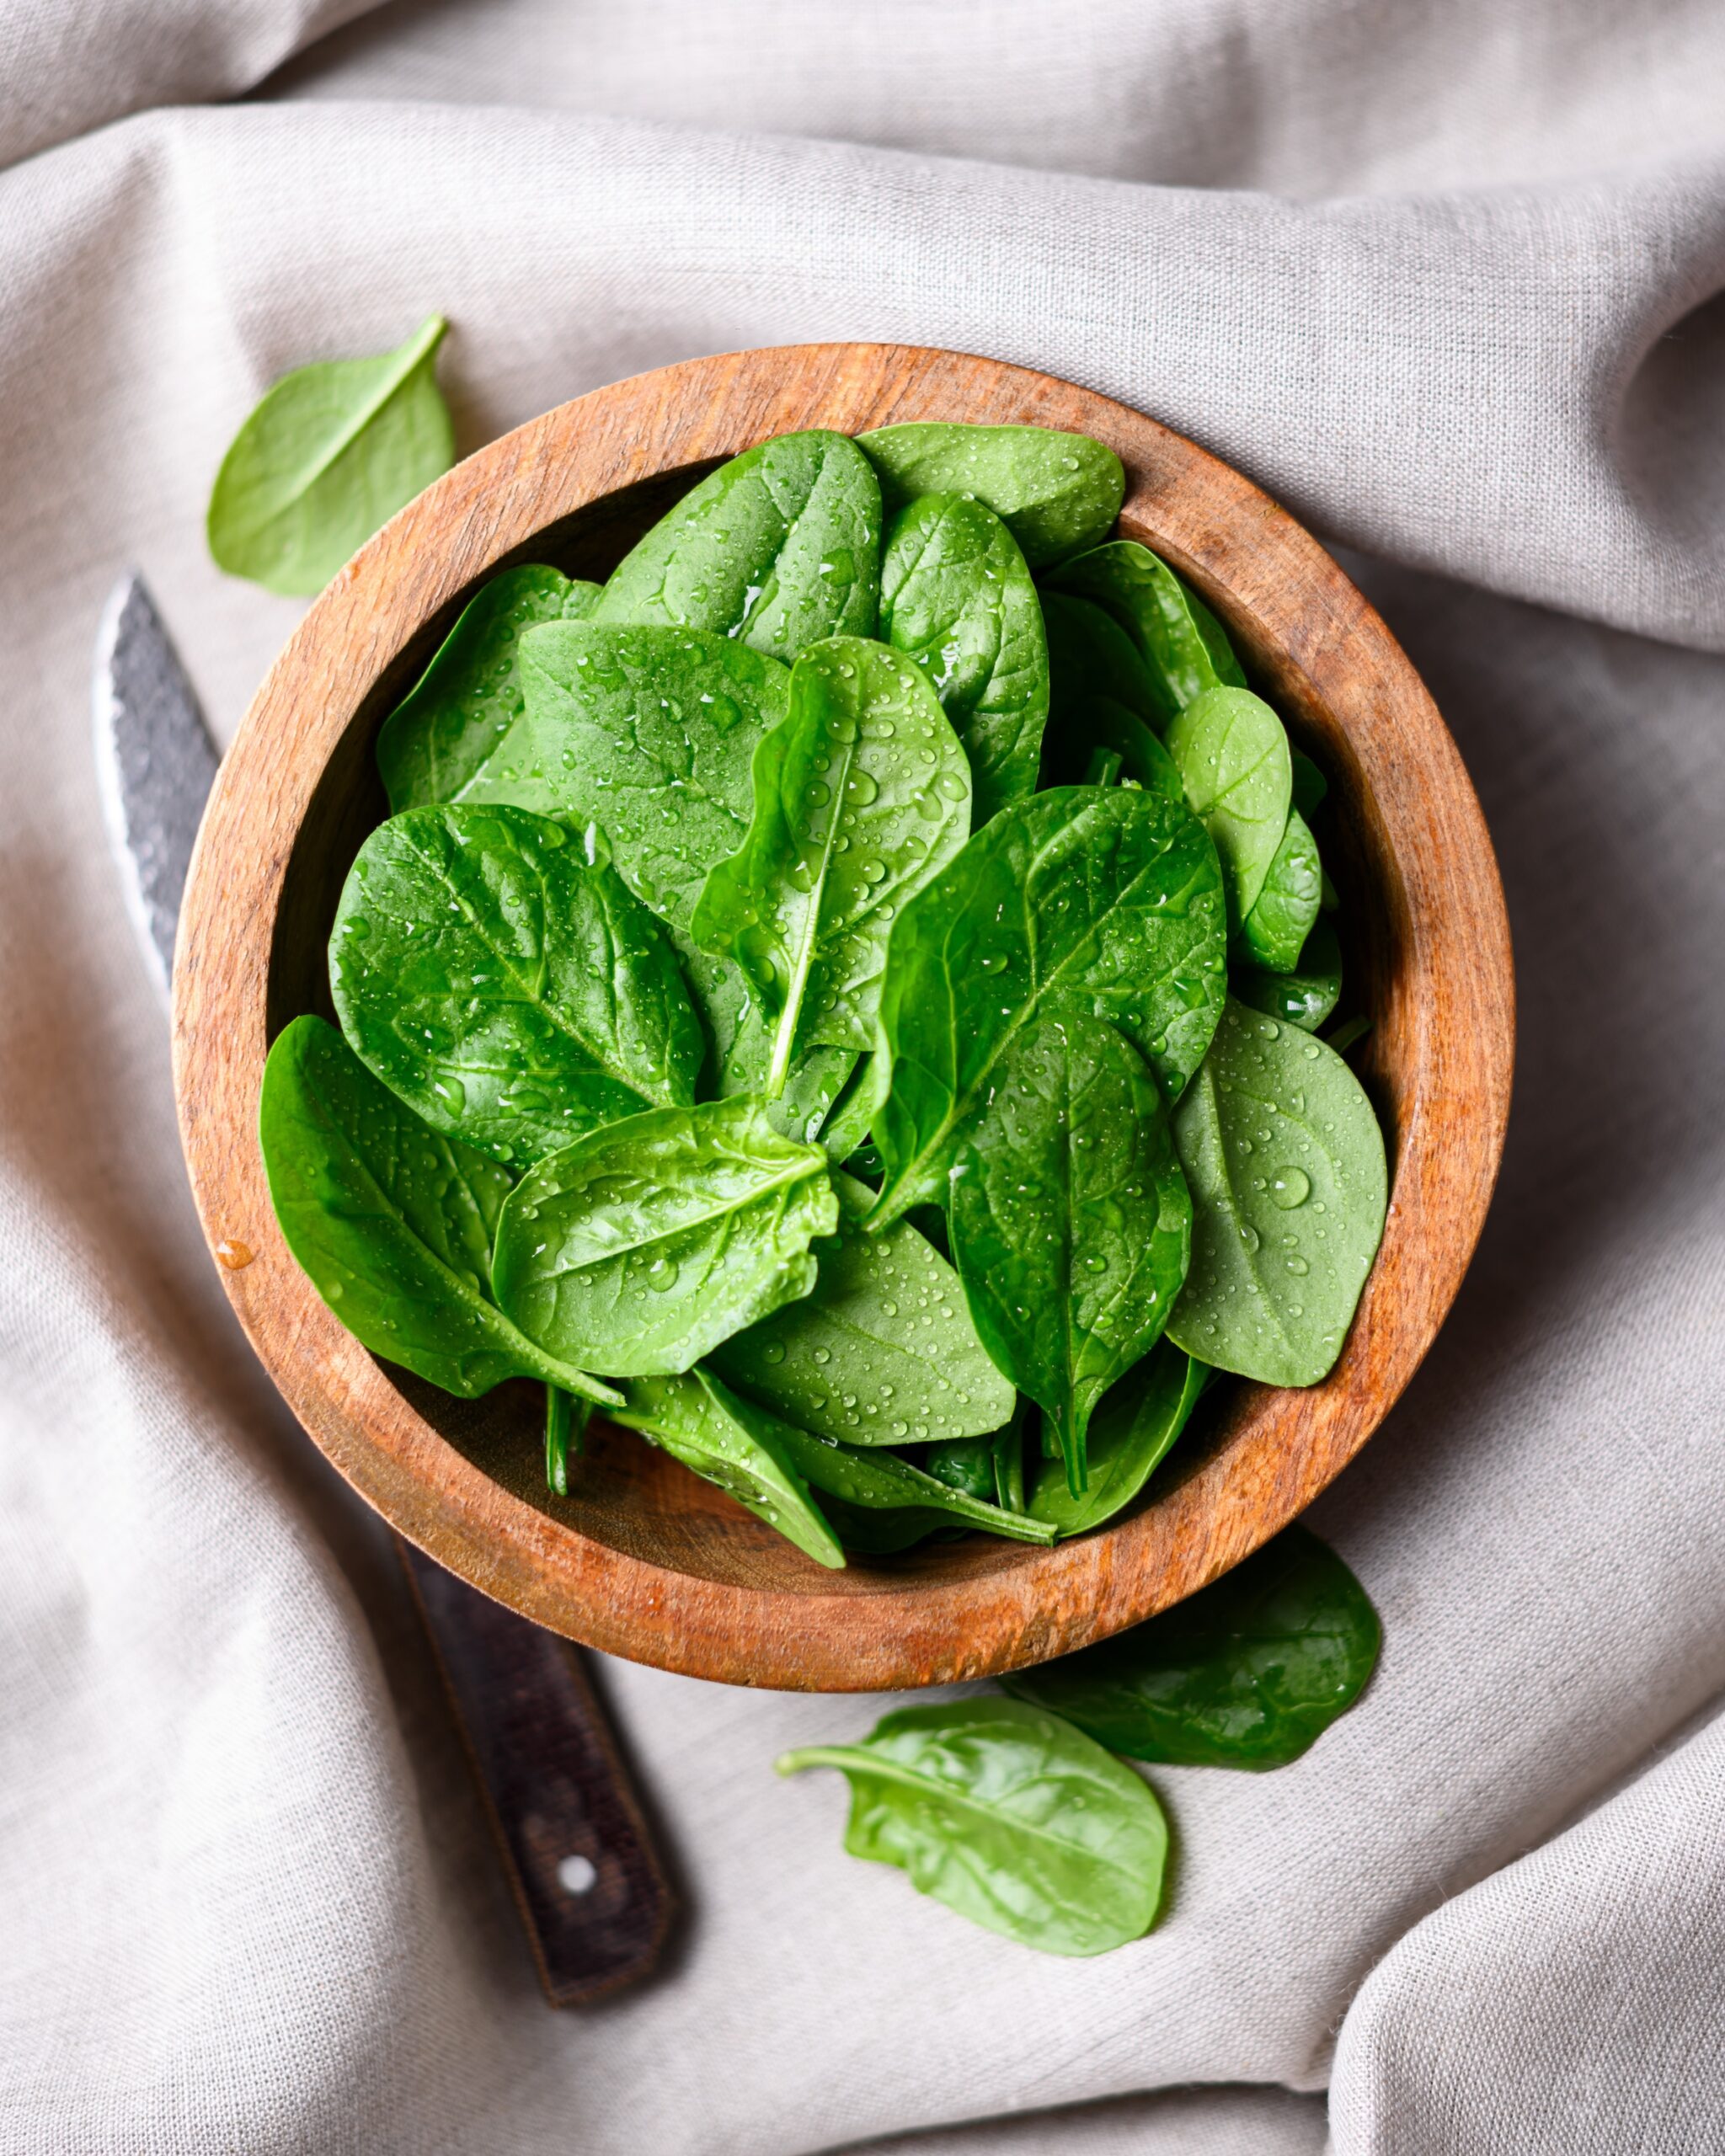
[1165,686,1292,929]
[1231,919,1343,1033]
[1237,808,1322,974]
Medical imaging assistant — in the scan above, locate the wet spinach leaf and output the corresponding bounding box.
[1231,918,1343,1033]
[1044,540,1243,720]
[376,567,600,812]
[612,1369,844,1570]
[1004,1524,1380,1768]
[856,424,1124,569]
[1026,1339,1205,1537]
[709,1173,1013,1445]
[492,1095,837,1376]
[1167,999,1387,1385]
[1237,808,1322,974]
[879,493,1047,822]
[768,1415,1054,1545]
[692,638,970,1088]
[330,804,702,1167]
[259,1017,618,1405]
[208,315,454,596]
[871,786,1226,1224]
[777,1695,1167,1956]
[948,1008,1191,1492]
[922,1435,997,1499]
[1165,687,1292,931]
[595,430,880,658]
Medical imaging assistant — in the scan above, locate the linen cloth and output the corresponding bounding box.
[2,5,1723,2151]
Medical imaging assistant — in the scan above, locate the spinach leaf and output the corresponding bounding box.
[1290,750,1328,819]
[709,1173,1013,1444]
[1231,919,1343,1033]
[766,1416,1055,1546]
[1165,687,1292,930]
[816,1497,951,1554]
[329,804,702,1168]
[259,1017,618,1405]
[1039,593,1184,797]
[692,638,970,1089]
[814,1050,884,1166]
[544,1386,592,1497]
[1026,1340,1205,1537]
[879,493,1047,822]
[777,1696,1167,1956]
[595,430,880,658]
[1167,999,1387,1386]
[856,424,1124,569]
[1003,1524,1380,1768]
[611,1369,844,1570]
[1237,808,1322,974]
[922,1436,996,1499]
[376,567,600,812]
[1044,540,1243,719]
[491,1095,837,1376]
[208,315,455,597]
[871,786,1226,1224]
[948,1008,1192,1492]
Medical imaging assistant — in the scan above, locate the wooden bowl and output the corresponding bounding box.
[174,344,1513,1691]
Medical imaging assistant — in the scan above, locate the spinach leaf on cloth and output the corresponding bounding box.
[879,492,1048,822]
[947,1007,1192,1493]
[208,315,454,596]
[1044,539,1244,719]
[1004,1524,1380,1768]
[870,785,1226,1224]
[377,567,601,812]
[857,424,1124,569]
[1167,999,1387,1385]
[777,1695,1167,1956]
[491,1096,837,1375]
[1026,1339,1207,1537]
[1232,917,1343,1033]
[692,637,970,1089]
[1165,686,1292,930]
[259,1017,618,1405]
[595,430,881,658]
[329,804,703,1167]
[1236,806,1322,973]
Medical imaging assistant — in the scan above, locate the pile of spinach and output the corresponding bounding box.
[259,414,1387,1559]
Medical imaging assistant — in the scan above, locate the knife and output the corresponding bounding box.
[93,573,675,2007]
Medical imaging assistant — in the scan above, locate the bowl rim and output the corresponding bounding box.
[173,340,1514,1691]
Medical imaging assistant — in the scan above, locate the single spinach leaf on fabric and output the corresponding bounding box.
[879,493,1048,822]
[1231,919,1343,1033]
[1167,999,1387,1385]
[870,786,1226,1225]
[777,1695,1167,1956]
[1026,1340,1205,1537]
[376,567,601,812]
[710,1171,1012,1444]
[1237,808,1322,973]
[207,315,455,596]
[259,1017,618,1406]
[947,1008,1192,1493]
[856,424,1124,569]
[692,638,970,1090]
[1044,540,1244,718]
[493,1096,837,1376]
[329,804,702,1168]
[766,1417,1055,1545]
[1004,1524,1381,1767]
[595,430,881,658]
[611,1369,844,1570]
[1165,687,1292,930]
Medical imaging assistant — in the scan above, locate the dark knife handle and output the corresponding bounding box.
[397,1539,675,2006]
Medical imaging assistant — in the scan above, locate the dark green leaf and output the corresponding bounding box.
[1039,592,1185,798]
[491,1095,837,1376]
[1231,918,1343,1033]
[856,424,1124,569]
[947,1008,1191,1492]
[544,1386,592,1497]
[595,430,880,658]
[817,1497,951,1554]
[777,1695,1167,1956]
[1167,999,1387,1385]
[1026,1340,1205,1537]
[208,315,454,596]
[1003,1524,1380,1768]
[922,1436,996,1499]
[693,638,970,1088]
[1325,1015,1372,1055]
[1290,750,1328,819]
[766,1417,1055,1545]
[871,786,1226,1223]
[1165,687,1292,930]
[612,1369,845,1570]
[1236,808,1322,974]
[710,1173,1013,1444]
[259,1017,617,1404]
[328,804,702,1168]
[1044,540,1243,716]
[879,493,1047,821]
[376,567,600,812]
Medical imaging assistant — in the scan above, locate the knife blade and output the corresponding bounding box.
[93,572,674,2006]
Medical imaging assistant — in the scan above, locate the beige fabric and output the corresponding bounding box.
[1,7,1722,2152]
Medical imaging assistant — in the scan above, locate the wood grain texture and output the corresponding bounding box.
[173,344,1514,1692]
